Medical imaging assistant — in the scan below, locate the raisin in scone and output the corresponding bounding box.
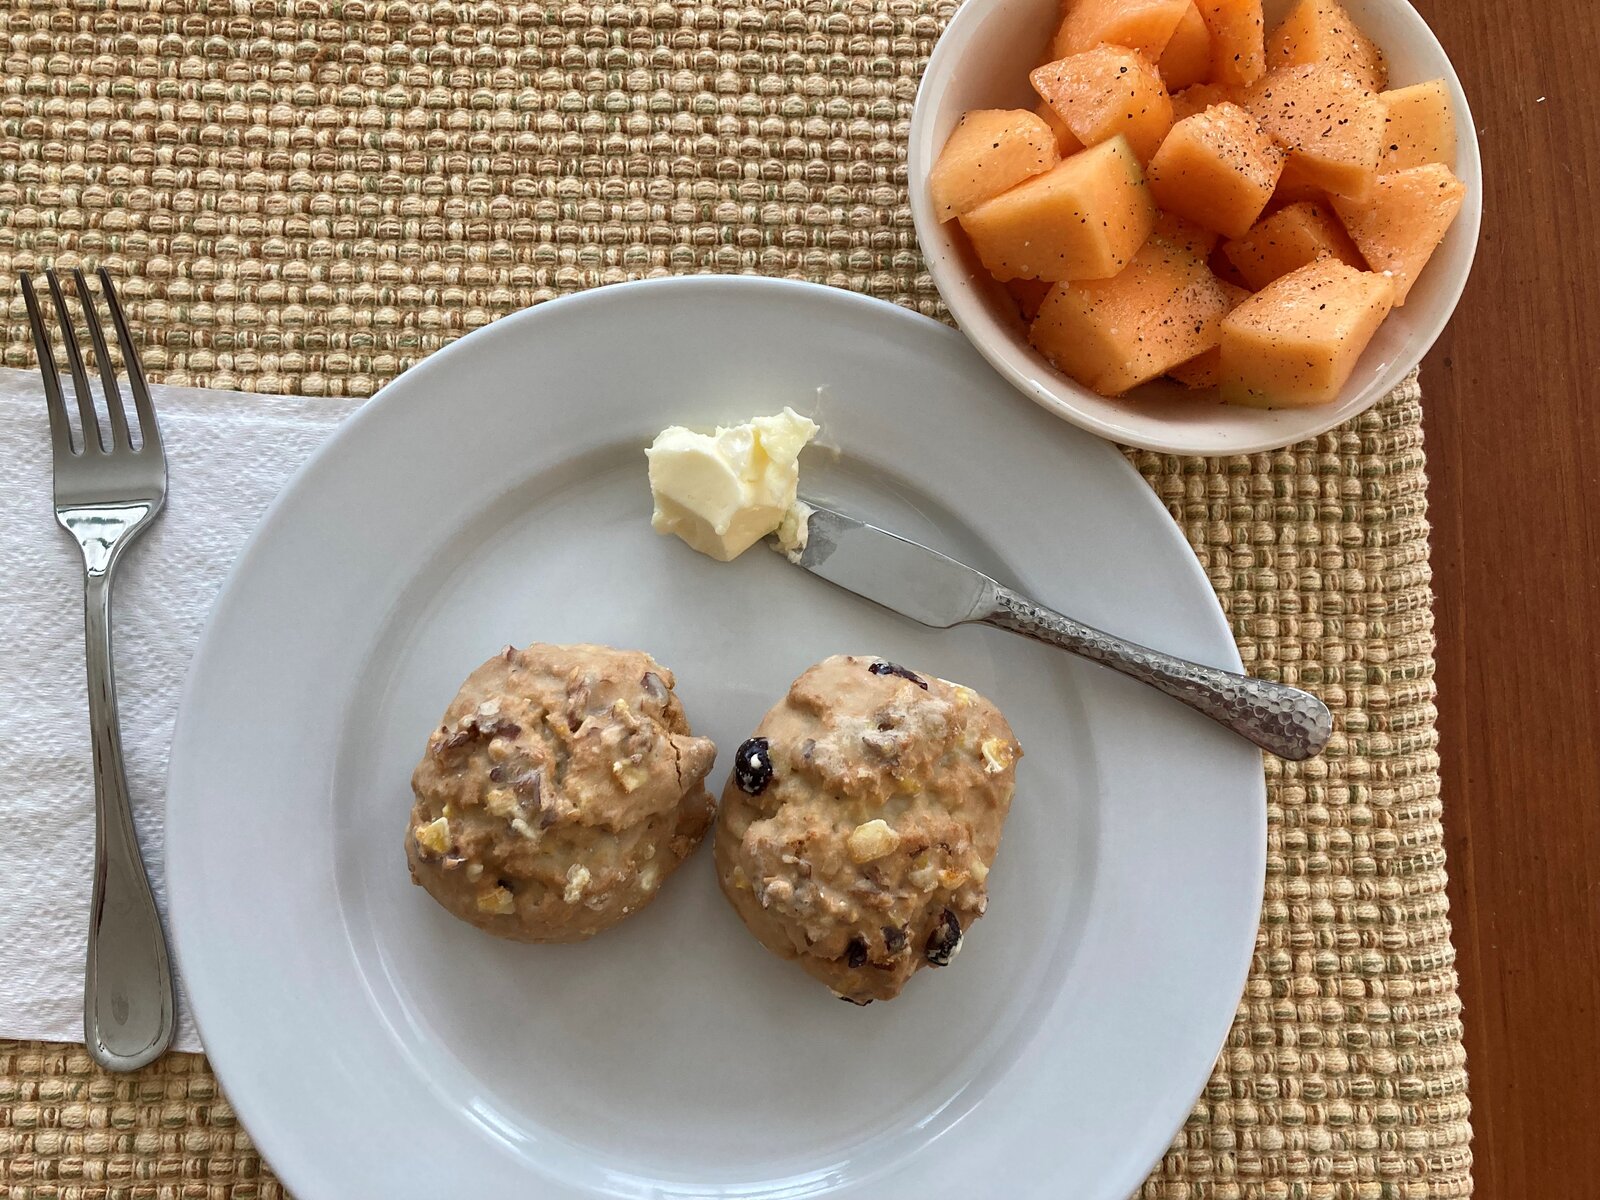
[714,655,1021,1003]
[406,643,716,943]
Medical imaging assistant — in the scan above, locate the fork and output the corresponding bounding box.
[21,268,176,1072]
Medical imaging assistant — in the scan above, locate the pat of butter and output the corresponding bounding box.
[773,499,813,563]
[646,408,819,561]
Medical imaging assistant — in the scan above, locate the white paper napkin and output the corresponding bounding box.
[0,367,361,1052]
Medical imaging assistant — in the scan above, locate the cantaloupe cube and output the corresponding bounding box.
[1049,0,1191,61]
[1034,101,1084,156]
[1379,80,1457,171]
[1210,242,1253,288]
[1244,64,1384,201]
[1147,102,1283,238]
[1270,154,1329,205]
[1030,238,1238,395]
[1169,280,1251,386]
[1033,47,1175,164]
[960,137,1157,281]
[1154,209,1221,258]
[1218,258,1394,405]
[1197,0,1265,88]
[1221,200,1365,289]
[1159,3,1213,91]
[1167,347,1222,388]
[930,109,1062,220]
[1005,278,1055,321]
[1170,82,1239,121]
[1331,163,1465,304]
[1265,0,1387,91]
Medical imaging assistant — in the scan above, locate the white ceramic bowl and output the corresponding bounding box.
[909,0,1481,456]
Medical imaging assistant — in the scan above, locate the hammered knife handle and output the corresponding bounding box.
[983,586,1332,761]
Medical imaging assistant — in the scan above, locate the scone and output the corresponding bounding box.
[714,654,1021,1003]
[406,643,716,942]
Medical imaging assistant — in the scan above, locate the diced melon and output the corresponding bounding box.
[1030,238,1237,395]
[1167,347,1222,388]
[1244,64,1384,201]
[1210,241,1253,289]
[1154,209,1221,258]
[1147,102,1283,238]
[930,109,1062,220]
[1221,200,1365,289]
[959,137,1157,282]
[1033,47,1175,164]
[1159,3,1214,91]
[1034,101,1084,156]
[1170,82,1239,121]
[1379,79,1457,171]
[1331,163,1465,304]
[1265,0,1387,91]
[1049,0,1191,61]
[1218,258,1395,405]
[1271,154,1330,205]
[1197,0,1265,88]
[1005,278,1055,321]
[1168,280,1250,386]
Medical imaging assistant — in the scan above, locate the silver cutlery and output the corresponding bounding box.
[22,268,176,1071]
[777,500,1332,761]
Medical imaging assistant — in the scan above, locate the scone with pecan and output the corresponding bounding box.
[714,654,1021,1003]
[406,643,716,942]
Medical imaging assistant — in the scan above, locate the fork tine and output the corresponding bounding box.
[72,269,132,450]
[20,273,74,455]
[45,269,104,453]
[97,268,161,455]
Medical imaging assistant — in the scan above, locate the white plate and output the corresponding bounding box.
[166,277,1265,1200]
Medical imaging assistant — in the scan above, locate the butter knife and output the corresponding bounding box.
[774,501,1332,761]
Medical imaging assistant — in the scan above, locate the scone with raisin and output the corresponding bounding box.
[406,643,717,942]
[714,654,1021,1003]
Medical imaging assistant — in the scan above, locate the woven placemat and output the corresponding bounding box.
[0,1,1469,1197]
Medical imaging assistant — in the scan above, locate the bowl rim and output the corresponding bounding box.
[908,0,1482,456]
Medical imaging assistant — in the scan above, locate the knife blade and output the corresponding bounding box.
[774,499,999,628]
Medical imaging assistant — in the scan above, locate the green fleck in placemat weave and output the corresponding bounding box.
[0,2,1470,1197]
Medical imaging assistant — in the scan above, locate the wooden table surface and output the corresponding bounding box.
[1410,1,1600,1195]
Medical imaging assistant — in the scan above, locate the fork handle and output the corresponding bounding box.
[82,570,176,1071]
[982,586,1333,761]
